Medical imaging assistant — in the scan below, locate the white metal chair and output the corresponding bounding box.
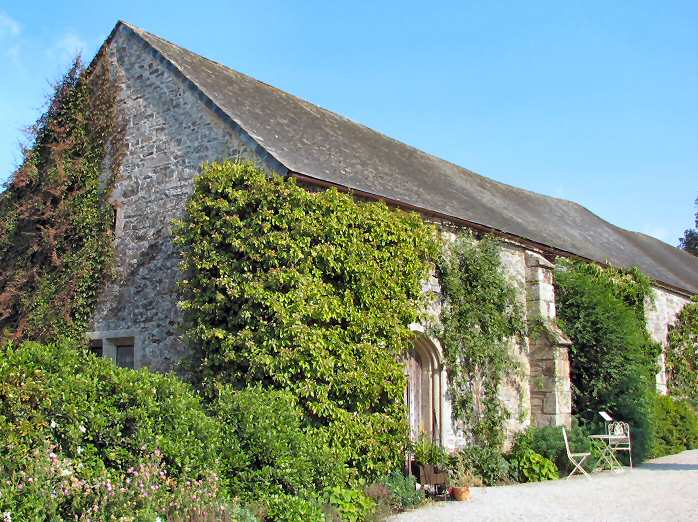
[608,421,632,468]
[562,426,591,480]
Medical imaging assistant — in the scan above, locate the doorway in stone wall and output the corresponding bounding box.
[406,332,444,444]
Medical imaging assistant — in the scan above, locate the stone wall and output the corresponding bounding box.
[499,244,533,440]
[90,26,278,371]
[435,240,574,450]
[645,286,691,393]
[430,238,540,450]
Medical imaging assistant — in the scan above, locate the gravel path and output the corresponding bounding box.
[390,449,698,522]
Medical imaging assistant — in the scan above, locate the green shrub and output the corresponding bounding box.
[0,444,237,521]
[507,448,559,482]
[377,472,424,511]
[411,435,449,468]
[651,395,698,457]
[213,386,348,501]
[453,445,510,485]
[264,494,325,522]
[555,261,659,463]
[322,485,376,522]
[174,160,441,478]
[0,341,220,481]
[2,342,392,521]
[512,424,595,474]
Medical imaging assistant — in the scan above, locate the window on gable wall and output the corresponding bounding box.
[114,338,135,369]
[110,202,124,239]
[111,203,118,233]
[88,336,135,369]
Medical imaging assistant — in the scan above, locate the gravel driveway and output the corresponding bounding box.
[390,449,698,522]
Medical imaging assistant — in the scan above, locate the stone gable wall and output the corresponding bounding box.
[91,26,278,371]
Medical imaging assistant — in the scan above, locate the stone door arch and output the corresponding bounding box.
[406,331,444,444]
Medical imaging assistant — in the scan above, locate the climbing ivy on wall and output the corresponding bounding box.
[554,260,660,462]
[0,56,124,343]
[666,296,698,406]
[436,233,525,449]
[560,262,654,323]
[173,160,441,478]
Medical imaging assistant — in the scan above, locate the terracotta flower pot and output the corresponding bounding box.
[451,485,471,501]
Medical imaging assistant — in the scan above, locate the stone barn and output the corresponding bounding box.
[87,21,698,450]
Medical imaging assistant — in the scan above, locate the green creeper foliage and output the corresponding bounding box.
[0,56,123,342]
[173,160,441,478]
[558,261,654,323]
[555,261,660,463]
[666,296,698,406]
[436,233,524,448]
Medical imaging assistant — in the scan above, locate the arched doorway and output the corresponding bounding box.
[406,331,444,445]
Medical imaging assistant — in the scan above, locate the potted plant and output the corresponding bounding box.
[412,435,449,488]
[449,459,482,501]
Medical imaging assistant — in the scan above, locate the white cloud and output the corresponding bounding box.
[48,32,87,63]
[0,11,21,38]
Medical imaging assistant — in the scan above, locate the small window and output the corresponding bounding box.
[111,203,124,239]
[115,338,135,369]
[89,339,103,358]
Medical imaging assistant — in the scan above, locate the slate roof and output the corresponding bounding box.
[114,21,698,295]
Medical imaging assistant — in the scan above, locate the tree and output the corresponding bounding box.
[678,196,698,256]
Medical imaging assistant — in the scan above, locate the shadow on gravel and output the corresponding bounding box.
[640,463,698,471]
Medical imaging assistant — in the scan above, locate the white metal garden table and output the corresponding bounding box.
[589,434,625,472]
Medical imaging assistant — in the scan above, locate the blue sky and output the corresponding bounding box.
[1,1,696,245]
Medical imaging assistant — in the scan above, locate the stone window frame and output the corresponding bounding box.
[86,329,141,370]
